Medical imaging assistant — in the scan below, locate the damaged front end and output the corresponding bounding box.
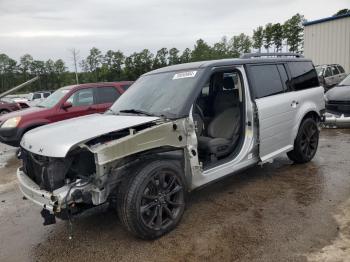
[17,116,198,225]
[17,147,99,224]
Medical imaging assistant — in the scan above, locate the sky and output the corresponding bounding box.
[0,0,348,70]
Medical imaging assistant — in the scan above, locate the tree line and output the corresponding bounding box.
[0,13,305,94]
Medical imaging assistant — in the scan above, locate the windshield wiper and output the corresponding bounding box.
[119,109,158,117]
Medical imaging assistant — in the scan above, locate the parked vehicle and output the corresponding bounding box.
[17,53,324,239]
[324,74,350,127]
[316,64,347,90]
[28,91,53,101]
[0,82,133,146]
[0,99,30,115]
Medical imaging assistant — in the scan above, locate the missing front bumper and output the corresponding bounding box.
[17,168,58,212]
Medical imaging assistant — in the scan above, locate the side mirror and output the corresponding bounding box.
[61,101,72,110]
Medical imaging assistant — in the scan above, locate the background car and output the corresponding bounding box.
[316,64,347,90]
[0,81,133,146]
[325,74,350,116]
[0,99,30,115]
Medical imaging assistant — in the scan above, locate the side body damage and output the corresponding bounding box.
[17,117,201,217]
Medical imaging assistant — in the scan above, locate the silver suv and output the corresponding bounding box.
[17,53,325,239]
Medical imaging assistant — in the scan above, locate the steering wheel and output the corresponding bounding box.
[192,104,205,136]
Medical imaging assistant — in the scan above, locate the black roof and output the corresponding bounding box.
[304,13,350,26]
[145,57,311,75]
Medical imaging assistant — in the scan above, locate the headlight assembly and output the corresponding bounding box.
[2,116,21,128]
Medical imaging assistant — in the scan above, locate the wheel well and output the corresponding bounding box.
[302,111,320,123]
[113,147,189,191]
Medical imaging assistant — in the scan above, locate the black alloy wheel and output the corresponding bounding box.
[140,169,184,231]
[287,117,319,163]
[117,160,186,239]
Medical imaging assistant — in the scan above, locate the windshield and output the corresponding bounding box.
[110,69,203,118]
[37,88,70,108]
[339,74,350,86]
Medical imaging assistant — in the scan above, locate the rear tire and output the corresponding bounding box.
[287,118,319,163]
[117,160,186,239]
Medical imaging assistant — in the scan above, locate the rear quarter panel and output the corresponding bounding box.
[291,86,325,140]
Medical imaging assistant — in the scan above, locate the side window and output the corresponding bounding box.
[33,93,41,100]
[43,92,51,98]
[249,64,284,98]
[67,88,94,106]
[331,65,339,76]
[337,65,345,74]
[288,62,319,90]
[324,67,332,77]
[96,86,120,104]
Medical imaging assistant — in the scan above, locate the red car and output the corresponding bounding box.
[0,82,133,146]
[0,100,30,115]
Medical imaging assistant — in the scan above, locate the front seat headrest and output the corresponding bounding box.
[223,77,235,90]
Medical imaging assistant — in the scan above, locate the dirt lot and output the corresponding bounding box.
[1,129,350,262]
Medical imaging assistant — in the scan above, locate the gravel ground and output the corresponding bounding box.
[0,129,350,262]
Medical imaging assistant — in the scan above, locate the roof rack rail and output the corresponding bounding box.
[240,52,304,59]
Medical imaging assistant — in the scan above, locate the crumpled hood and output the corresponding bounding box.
[21,114,159,157]
[326,85,350,101]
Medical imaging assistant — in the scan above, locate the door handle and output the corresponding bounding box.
[291,100,299,108]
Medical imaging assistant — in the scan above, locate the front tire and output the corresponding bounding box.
[117,160,186,239]
[287,117,319,163]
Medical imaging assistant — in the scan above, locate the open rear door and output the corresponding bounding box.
[256,91,297,162]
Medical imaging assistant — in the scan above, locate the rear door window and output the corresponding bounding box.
[33,93,41,99]
[96,86,120,104]
[248,64,284,98]
[288,62,319,90]
[331,65,340,76]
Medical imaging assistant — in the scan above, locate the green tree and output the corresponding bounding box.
[212,36,230,59]
[272,23,284,52]
[20,54,33,79]
[252,26,264,52]
[283,14,305,53]
[180,48,191,63]
[124,49,154,80]
[333,9,350,16]
[102,50,125,80]
[152,48,168,69]
[81,47,103,81]
[168,48,180,65]
[54,59,67,87]
[229,33,252,57]
[191,39,213,61]
[263,23,274,52]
